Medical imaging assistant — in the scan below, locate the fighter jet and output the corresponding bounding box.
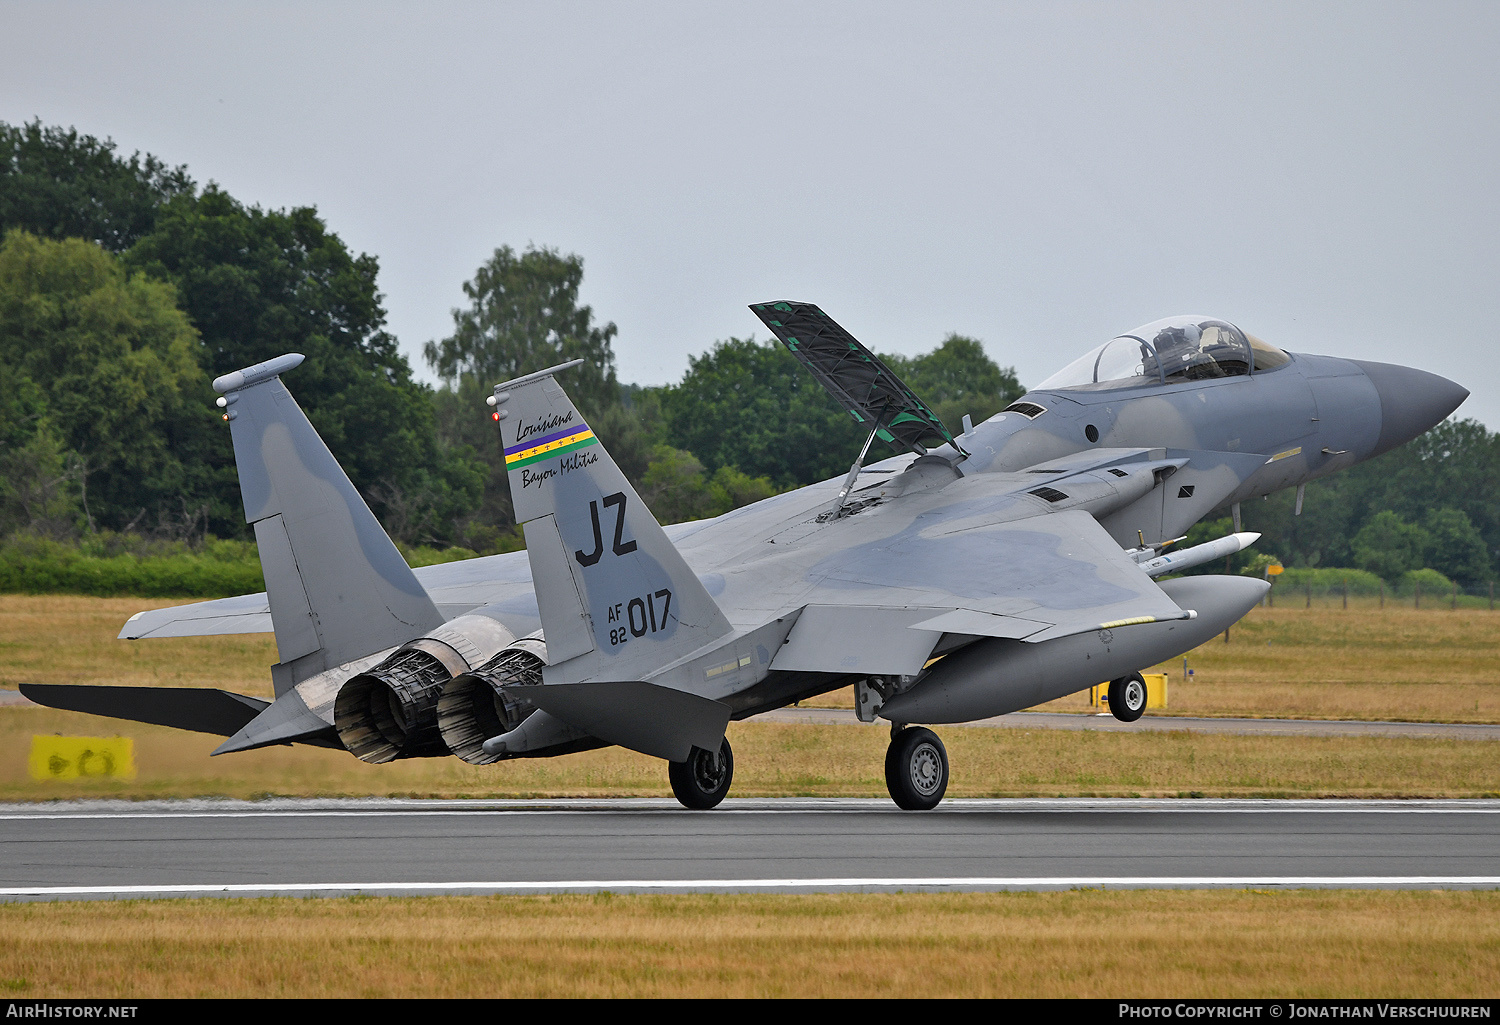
[23,303,1468,810]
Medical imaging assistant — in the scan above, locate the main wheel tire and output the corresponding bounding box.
[1108,672,1148,722]
[669,737,734,809]
[884,727,949,810]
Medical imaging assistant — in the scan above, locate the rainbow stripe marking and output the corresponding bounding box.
[504,423,598,469]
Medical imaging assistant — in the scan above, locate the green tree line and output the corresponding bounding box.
[1222,418,1497,590]
[0,120,1019,556]
[1,119,1494,595]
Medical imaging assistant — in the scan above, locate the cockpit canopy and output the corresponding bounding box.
[1035,316,1290,392]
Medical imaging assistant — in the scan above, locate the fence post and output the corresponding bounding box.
[1379,581,1385,608]
[1415,581,1421,609]
[1452,581,1458,610]
[1343,578,1348,610]
[1306,584,1312,609]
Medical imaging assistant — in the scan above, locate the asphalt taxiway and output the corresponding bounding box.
[1,798,1497,901]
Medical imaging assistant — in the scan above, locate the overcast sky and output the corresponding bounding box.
[5,1,1497,427]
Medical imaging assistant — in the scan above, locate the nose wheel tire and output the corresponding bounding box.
[669,737,734,809]
[885,727,949,810]
[1108,672,1148,722]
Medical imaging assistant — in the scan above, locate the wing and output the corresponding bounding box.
[769,508,1186,677]
[115,522,715,641]
[118,590,275,640]
[887,508,1186,643]
[115,555,536,639]
[749,300,965,454]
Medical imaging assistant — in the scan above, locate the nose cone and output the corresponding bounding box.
[1348,360,1469,458]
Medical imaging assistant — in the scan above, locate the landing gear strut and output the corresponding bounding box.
[1107,672,1148,722]
[669,737,734,809]
[884,726,948,810]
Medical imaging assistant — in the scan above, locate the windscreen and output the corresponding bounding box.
[1035,316,1287,391]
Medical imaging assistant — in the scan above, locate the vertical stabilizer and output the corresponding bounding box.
[492,363,732,684]
[214,354,444,693]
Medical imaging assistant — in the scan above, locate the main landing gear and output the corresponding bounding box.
[669,728,953,811]
[1107,672,1148,723]
[885,725,949,810]
[669,737,734,809]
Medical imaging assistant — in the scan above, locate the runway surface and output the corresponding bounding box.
[1,798,1498,901]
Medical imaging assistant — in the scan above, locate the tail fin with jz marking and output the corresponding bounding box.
[491,362,732,685]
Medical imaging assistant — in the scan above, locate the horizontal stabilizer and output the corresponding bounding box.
[519,681,731,762]
[213,688,342,754]
[20,684,269,738]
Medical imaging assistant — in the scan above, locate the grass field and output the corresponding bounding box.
[2,596,1499,999]
[5,704,1500,799]
[809,600,1500,724]
[0,595,276,697]
[6,595,1500,719]
[0,595,1497,800]
[0,890,1495,998]
[1054,600,1500,723]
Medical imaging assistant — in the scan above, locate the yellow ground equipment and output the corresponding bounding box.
[1089,673,1168,710]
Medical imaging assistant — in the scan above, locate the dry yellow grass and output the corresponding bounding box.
[3,707,1497,800]
[8,595,1499,721]
[0,890,1495,998]
[2,598,1498,1000]
[1043,603,1500,723]
[0,595,275,698]
[796,602,1500,723]
[1,595,1499,799]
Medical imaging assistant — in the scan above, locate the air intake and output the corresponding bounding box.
[1004,401,1047,419]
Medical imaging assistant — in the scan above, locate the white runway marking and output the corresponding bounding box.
[2,876,1499,900]
[2,797,1499,820]
[5,798,1497,900]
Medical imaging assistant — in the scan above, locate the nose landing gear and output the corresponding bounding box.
[1107,672,1148,722]
[885,725,949,810]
